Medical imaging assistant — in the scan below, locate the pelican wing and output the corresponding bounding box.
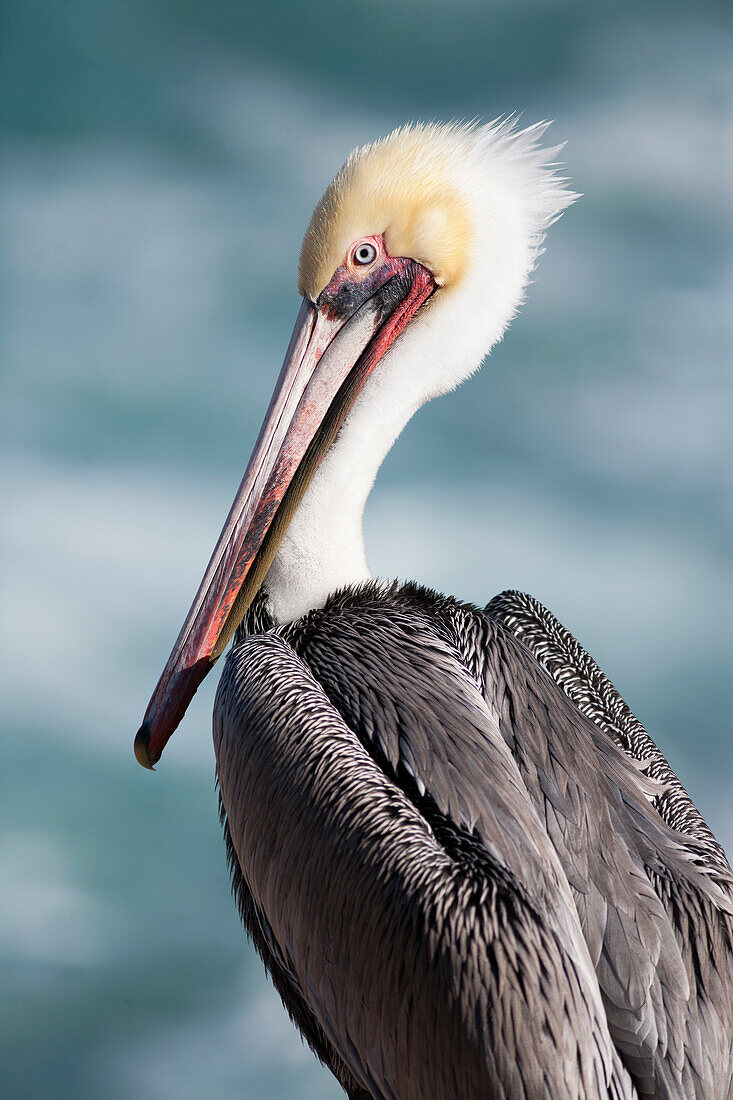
[487,590,731,880]
[215,625,634,1100]
[299,582,733,1098]
[477,590,733,1099]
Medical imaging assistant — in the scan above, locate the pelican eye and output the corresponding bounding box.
[353,242,377,266]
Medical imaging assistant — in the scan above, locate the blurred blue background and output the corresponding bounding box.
[3,2,732,1097]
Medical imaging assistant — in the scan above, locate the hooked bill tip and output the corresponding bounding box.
[134,723,157,770]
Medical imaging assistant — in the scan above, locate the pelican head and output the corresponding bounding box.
[135,118,576,768]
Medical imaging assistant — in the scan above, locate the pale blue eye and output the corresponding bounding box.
[354,242,377,266]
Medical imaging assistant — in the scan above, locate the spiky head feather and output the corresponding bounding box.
[299,118,577,303]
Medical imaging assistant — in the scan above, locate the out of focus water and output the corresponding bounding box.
[3,2,732,1097]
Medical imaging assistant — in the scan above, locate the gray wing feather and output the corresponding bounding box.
[487,590,731,880]
[299,593,690,1097]
[216,628,635,1100]
[474,590,733,1099]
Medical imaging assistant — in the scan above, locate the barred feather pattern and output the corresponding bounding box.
[229,587,635,1099]
[388,583,733,1098]
[225,581,733,1099]
[485,589,732,886]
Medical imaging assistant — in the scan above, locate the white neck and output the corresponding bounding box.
[264,369,418,626]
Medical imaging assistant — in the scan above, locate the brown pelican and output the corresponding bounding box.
[134,120,733,1099]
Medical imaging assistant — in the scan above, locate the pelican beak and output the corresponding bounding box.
[135,257,434,768]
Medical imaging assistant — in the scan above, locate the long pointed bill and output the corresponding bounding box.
[135,258,434,768]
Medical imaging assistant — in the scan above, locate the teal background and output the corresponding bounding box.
[3,2,731,1097]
